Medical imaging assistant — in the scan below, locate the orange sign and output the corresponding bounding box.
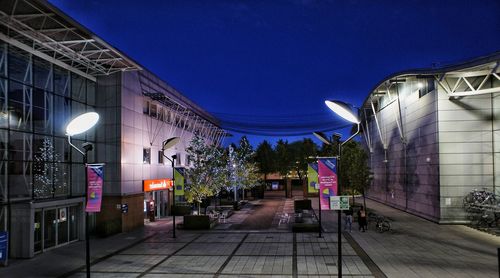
[143,178,173,192]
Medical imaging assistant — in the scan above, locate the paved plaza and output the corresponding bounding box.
[0,190,498,278]
[65,231,372,278]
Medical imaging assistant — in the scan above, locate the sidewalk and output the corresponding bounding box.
[315,197,500,278]
[0,218,174,277]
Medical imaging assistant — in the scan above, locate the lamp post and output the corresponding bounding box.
[324,100,360,278]
[65,112,99,278]
[161,137,180,238]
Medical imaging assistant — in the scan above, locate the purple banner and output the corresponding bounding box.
[86,164,104,212]
[318,158,337,210]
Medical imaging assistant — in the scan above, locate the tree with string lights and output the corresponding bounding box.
[33,137,61,198]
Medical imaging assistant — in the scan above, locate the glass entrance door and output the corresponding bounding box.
[36,205,80,254]
[43,209,57,249]
[57,207,68,245]
[34,210,42,253]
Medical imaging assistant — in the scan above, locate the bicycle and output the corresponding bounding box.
[375,216,391,233]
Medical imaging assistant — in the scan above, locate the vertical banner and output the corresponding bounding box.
[318,157,338,210]
[307,163,319,194]
[0,231,8,266]
[86,164,104,212]
[174,167,185,196]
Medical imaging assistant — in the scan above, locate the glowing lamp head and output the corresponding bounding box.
[313,131,331,145]
[325,100,360,124]
[65,112,99,136]
[162,137,180,151]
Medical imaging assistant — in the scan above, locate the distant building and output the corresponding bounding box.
[359,53,499,223]
[0,0,226,258]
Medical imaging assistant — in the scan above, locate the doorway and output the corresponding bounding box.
[34,205,80,254]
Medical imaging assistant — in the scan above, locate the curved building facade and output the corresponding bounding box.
[359,53,500,223]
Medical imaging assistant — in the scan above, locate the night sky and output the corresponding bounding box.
[49,0,500,146]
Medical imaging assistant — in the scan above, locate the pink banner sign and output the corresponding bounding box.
[318,158,337,210]
[86,164,104,212]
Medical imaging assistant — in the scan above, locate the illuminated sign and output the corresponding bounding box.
[143,178,173,192]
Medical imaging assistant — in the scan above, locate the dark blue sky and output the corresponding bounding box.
[49,0,500,146]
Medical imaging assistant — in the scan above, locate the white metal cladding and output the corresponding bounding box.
[0,0,142,80]
[360,53,500,223]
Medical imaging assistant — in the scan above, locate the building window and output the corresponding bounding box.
[143,100,150,115]
[158,108,164,121]
[150,103,157,118]
[418,78,435,98]
[143,148,151,164]
[158,150,164,164]
[175,153,181,166]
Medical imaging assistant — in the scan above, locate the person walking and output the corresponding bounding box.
[357,206,367,232]
[344,207,353,232]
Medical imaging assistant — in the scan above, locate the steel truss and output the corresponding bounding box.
[138,72,226,146]
[0,0,141,81]
[435,61,500,98]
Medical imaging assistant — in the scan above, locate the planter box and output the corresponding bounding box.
[292,223,320,232]
[183,215,217,230]
[294,199,312,212]
[172,205,191,216]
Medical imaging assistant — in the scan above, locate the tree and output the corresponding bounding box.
[33,137,63,198]
[274,139,292,178]
[254,140,275,182]
[289,138,318,181]
[340,141,371,206]
[230,136,260,201]
[236,136,253,163]
[185,134,227,214]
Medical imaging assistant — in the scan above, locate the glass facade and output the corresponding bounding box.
[0,41,96,235]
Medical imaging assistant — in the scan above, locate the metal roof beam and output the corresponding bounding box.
[10,13,54,19]
[0,32,95,81]
[38,27,76,33]
[45,39,95,45]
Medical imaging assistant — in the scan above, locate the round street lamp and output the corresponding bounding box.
[65,112,100,278]
[65,112,99,136]
[325,100,360,124]
[161,137,180,238]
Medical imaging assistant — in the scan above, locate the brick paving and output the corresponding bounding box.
[59,230,372,277]
[0,189,498,278]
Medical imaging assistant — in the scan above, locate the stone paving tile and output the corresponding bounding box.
[222,256,293,275]
[150,255,227,274]
[194,233,247,243]
[220,275,292,278]
[144,232,200,243]
[296,255,370,276]
[244,233,293,243]
[120,242,186,255]
[176,242,239,255]
[295,232,341,243]
[296,242,357,256]
[71,273,139,278]
[236,243,293,256]
[91,255,165,273]
[297,273,375,278]
[144,274,214,278]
